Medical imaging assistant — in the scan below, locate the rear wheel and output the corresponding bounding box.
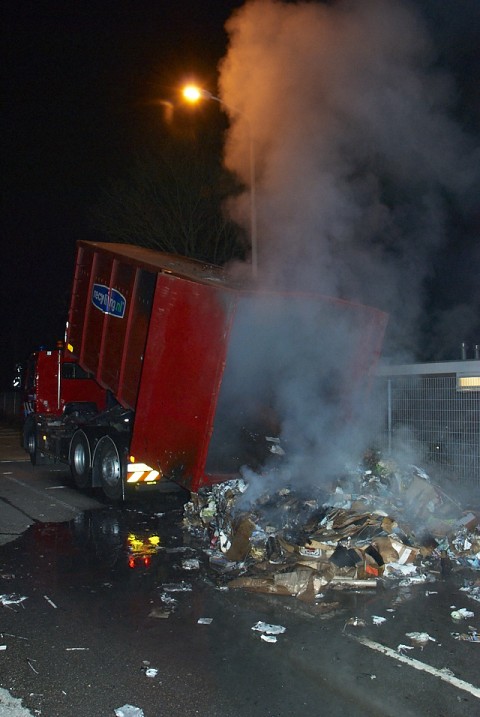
[94,436,124,501]
[70,431,92,489]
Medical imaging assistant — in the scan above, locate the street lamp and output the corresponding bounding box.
[182,85,258,279]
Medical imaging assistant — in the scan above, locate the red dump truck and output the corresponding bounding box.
[23,241,388,500]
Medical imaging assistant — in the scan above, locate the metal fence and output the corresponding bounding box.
[376,361,480,485]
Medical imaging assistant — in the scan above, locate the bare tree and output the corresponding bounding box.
[91,135,246,266]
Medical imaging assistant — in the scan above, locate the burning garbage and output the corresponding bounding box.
[182,455,480,606]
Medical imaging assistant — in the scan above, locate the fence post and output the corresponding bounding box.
[387,379,392,455]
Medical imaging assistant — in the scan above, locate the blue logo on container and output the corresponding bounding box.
[92,284,126,318]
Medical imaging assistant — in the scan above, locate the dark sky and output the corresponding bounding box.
[1,0,479,388]
[1,0,244,388]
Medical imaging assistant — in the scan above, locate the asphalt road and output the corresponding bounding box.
[0,425,479,717]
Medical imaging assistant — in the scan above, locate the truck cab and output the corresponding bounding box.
[23,346,107,464]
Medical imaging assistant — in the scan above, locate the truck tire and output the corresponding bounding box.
[93,436,124,501]
[70,431,92,489]
[24,421,48,466]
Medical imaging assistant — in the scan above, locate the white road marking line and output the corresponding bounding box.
[0,459,29,464]
[354,635,480,700]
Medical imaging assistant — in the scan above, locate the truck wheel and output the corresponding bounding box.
[94,436,124,501]
[25,424,47,466]
[70,431,92,489]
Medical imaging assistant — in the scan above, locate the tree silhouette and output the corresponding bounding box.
[91,132,246,266]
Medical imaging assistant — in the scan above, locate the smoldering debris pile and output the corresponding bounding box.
[183,458,480,604]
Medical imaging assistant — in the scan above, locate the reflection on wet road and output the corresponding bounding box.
[0,475,479,716]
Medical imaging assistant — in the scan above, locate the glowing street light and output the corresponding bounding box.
[182,85,204,103]
[182,84,258,278]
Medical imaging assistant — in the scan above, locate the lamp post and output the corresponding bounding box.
[182,85,258,279]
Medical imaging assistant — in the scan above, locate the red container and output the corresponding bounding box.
[66,241,388,492]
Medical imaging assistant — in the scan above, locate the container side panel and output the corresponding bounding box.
[131,275,234,491]
[97,260,135,395]
[117,269,156,409]
[79,252,115,375]
[67,246,94,361]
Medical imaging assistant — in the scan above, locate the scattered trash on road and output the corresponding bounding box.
[182,558,200,570]
[451,630,479,642]
[26,658,38,674]
[0,594,27,607]
[250,620,287,643]
[182,458,480,613]
[197,617,213,624]
[344,617,366,629]
[451,608,475,621]
[260,634,278,643]
[397,644,415,654]
[114,706,144,717]
[161,582,192,592]
[459,584,480,603]
[43,595,57,608]
[405,631,437,649]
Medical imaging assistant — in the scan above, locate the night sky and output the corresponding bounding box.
[2,0,479,389]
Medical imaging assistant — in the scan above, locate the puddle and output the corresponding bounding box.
[0,494,192,601]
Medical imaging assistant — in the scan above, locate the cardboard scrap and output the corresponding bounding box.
[182,459,480,606]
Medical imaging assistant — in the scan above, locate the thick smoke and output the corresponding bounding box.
[218,0,479,357]
[213,0,479,490]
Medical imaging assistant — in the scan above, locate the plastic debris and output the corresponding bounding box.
[451,608,475,620]
[397,644,415,654]
[145,668,158,678]
[161,582,192,592]
[460,584,480,603]
[344,617,367,629]
[251,621,286,635]
[182,558,200,571]
[372,616,387,626]
[261,634,278,643]
[197,617,213,625]
[405,631,437,649]
[44,595,57,608]
[114,706,144,717]
[451,630,479,642]
[0,594,27,606]
[26,658,38,674]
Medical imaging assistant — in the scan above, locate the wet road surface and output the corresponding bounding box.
[0,431,479,716]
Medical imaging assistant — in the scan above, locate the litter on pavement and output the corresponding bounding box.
[0,594,27,607]
[114,705,144,717]
[251,621,286,635]
[451,608,475,620]
[182,455,480,608]
[405,631,437,649]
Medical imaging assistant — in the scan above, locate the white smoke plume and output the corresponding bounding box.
[218,0,479,358]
